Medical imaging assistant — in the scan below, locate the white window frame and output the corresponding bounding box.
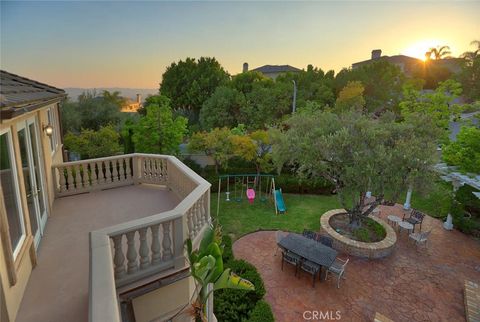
[0,128,26,260]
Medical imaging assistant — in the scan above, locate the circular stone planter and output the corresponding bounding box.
[320,209,397,259]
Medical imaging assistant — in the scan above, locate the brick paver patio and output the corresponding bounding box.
[233,204,480,322]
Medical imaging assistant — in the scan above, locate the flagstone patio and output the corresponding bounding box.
[233,204,480,322]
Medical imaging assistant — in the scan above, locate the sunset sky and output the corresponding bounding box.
[1,1,479,89]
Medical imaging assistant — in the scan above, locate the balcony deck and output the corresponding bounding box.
[15,184,180,322]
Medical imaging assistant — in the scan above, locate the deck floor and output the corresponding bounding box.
[16,184,179,322]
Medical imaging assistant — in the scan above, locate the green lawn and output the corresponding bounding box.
[212,180,453,240]
[212,193,341,239]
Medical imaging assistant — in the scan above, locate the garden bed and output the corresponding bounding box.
[320,209,397,259]
[329,212,386,242]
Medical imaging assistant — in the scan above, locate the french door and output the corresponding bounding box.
[17,117,48,248]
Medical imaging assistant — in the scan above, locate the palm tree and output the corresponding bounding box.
[461,40,480,64]
[102,90,126,107]
[426,45,451,60]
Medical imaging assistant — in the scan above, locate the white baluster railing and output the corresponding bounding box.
[87,154,211,322]
[53,155,135,197]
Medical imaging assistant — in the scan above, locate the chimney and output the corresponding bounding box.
[136,94,141,104]
[371,49,382,60]
[243,62,249,73]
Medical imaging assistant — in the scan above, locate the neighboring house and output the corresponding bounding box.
[352,49,464,77]
[352,49,423,77]
[0,71,212,322]
[243,62,302,79]
[429,57,464,74]
[121,94,143,113]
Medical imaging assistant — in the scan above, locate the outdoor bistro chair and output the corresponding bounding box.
[300,259,321,287]
[275,230,288,256]
[316,235,334,248]
[403,209,425,232]
[281,250,301,276]
[302,229,316,240]
[325,257,349,289]
[409,230,431,248]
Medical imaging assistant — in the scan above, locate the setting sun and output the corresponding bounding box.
[403,39,449,61]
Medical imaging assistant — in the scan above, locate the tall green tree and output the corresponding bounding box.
[102,90,127,107]
[461,40,480,64]
[160,57,229,122]
[334,81,366,113]
[426,45,452,60]
[200,87,246,130]
[231,71,271,95]
[249,130,274,175]
[443,126,480,174]
[64,125,122,159]
[188,128,233,174]
[276,65,335,108]
[458,40,480,101]
[241,81,293,129]
[60,99,81,135]
[270,110,440,226]
[334,60,405,114]
[132,95,188,154]
[77,90,122,131]
[400,79,464,141]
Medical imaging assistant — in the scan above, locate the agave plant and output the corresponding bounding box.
[185,226,254,322]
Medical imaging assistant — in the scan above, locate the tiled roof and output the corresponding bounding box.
[252,65,302,74]
[0,70,66,117]
[352,55,422,67]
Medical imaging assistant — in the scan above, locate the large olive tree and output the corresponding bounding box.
[270,110,440,227]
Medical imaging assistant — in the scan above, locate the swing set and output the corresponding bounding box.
[216,174,286,216]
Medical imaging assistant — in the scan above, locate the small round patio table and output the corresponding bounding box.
[398,221,414,236]
[387,215,402,227]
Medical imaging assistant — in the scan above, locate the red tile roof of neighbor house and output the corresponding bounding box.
[0,70,66,119]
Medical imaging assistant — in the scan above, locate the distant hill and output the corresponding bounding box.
[64,88,158,102]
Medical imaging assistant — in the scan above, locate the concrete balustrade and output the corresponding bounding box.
[52,154,211,322]
[53,155,136,197]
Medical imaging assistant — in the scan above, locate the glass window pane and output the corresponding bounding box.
[0,133,25,252]
[18,128,39,236]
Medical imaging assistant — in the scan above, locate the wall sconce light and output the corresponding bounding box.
[43,124,54,137]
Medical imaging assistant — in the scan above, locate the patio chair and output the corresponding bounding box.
[325,257,349,289]
[302,229,316,240]
[274,230,288,256]
[299,259,321,287]
[403,209,425,232]
[316,235,334,248]
[281,250,301,276]
[409,230,431,248]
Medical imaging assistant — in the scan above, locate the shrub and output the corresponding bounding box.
[247,300,274,322]
[222,235,234,264]
[214,259,265,322]
[225,260,266,300]
[353,227,370,242]
[364,218,386,239]
[455,185,480,216]
[451,200,480,237]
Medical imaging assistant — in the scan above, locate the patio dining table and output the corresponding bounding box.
[278,233,338,277]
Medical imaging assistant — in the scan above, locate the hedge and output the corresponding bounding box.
[221,235,234,264]
[214,259,266,322]
[247,300,275,322]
